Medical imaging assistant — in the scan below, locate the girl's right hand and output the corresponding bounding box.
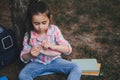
[30,46,41,57]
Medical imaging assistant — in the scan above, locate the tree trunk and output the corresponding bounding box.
[9,0,30,51]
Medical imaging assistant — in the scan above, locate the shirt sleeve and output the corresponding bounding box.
[20,33,31,63]
[54,26,72,55]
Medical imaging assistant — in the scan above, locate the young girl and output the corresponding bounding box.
[19,0,82,80]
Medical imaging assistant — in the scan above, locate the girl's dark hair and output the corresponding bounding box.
[25,0,51,44]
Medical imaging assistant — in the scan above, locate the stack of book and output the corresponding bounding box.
[71,58,101,76]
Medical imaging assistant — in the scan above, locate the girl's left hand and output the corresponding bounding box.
[42,40,53,50]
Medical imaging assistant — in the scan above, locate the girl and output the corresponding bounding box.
[19,0,82,80]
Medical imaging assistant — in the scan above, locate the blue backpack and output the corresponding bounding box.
[0,25,18,69]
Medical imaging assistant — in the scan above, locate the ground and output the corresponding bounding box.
[0,0,120,80]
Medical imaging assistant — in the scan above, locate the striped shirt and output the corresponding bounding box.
[20,25,72,64]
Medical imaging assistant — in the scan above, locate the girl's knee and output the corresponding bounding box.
[73,64,82,74]
[19,70,31,80]
[18,71,24,80]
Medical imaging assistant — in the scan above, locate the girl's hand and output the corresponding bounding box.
[30,46,41,57]
[42,40,53,50]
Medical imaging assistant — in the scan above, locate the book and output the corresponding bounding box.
[82,63,101,76]
[71,59,99,72]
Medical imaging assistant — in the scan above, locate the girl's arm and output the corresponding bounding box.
[21,52,33,62]
[20,32,42,63]
[42,41,69,55]
[51,44,69,53]
[53,26,72,55]
[21,46,41,62]
[42,25,72,55]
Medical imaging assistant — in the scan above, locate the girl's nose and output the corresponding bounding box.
[39,24,42,28]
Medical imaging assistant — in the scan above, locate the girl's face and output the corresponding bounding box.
[32,13,50,34]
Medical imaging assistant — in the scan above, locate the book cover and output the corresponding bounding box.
[82,63,101,76]
[71,59,99,72]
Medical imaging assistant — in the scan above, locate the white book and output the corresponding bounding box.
[71,59,99,72]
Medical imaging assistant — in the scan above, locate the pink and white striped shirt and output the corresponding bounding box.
[20,25,72,64]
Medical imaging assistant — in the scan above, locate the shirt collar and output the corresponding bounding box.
[31,25,53,39]
[46,25,53,36]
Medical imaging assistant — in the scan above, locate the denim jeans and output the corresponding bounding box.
[19,58,82,80]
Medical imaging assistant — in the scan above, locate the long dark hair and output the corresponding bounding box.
[25,0,51,44]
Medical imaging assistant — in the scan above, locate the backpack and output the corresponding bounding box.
[0,24,18,69]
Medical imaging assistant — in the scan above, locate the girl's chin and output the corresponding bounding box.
[39,30,46,33]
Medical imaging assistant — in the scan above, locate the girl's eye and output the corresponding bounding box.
[33,21,47,25]
[33,22,40,25]
[42,22,47,25]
